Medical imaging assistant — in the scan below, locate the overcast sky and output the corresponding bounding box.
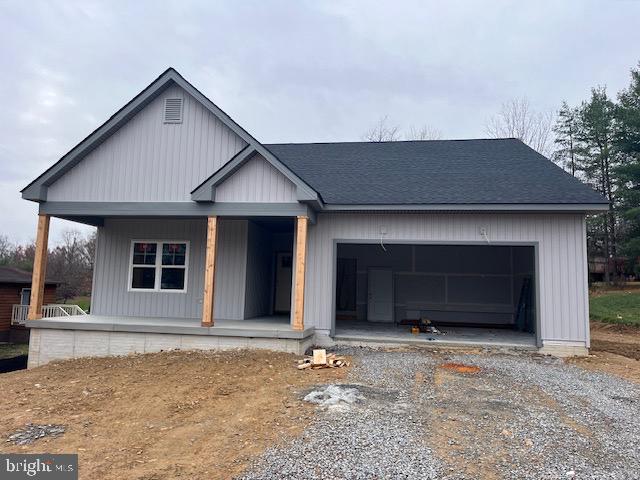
[1,0,639,244]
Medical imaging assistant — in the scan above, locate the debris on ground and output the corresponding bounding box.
[419,317,444,335]
[402,317,445,335]
[7,423,66,445]
[303,384,364,408]
[439,363,481,374]
[297,350,349,370]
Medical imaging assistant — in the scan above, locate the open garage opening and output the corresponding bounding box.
[333,243,538,348]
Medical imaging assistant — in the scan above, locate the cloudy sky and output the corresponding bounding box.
[1,0,639,244]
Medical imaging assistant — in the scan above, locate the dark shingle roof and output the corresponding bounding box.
[0,267,57,285]
[265,138,607,205]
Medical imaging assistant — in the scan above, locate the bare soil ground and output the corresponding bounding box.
[569,322,640,383]
[0,350,346,480]
[1,326,638,479]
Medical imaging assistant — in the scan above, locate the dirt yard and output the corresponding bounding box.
[1,326,639,479]
[0,350,346,480]
[569,322,640,383]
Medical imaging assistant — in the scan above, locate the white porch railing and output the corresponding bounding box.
[41,304,88,318]
[11,304,87,325]
[11,305,29,325]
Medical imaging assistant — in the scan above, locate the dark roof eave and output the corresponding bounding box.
[321,203,610,213]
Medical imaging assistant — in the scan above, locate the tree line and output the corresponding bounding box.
[550,67,639,282]
[0,231,96,303]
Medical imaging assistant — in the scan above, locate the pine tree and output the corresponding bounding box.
[553,101,582,176]
[578,87,620,281]
[614,65,640,275]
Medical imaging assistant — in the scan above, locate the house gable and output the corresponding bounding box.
[191,146,321,205]
[47,83,247,202]
[215,153,298,203]
[22,68,321,205]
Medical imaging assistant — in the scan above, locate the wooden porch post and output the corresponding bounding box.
[28,214,50,320]
[202,216,218,326]
[292,216,308,331]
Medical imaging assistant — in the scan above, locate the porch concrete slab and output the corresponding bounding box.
[334,322,537,349]
[26,314,314,340]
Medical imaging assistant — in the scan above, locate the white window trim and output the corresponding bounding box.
[127,240,190,293]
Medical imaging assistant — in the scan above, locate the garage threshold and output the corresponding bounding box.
[333,323,537,350]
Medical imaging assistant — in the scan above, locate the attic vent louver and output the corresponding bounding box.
[164,98,183,123]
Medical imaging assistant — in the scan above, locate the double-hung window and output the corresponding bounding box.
[129,241,189,292]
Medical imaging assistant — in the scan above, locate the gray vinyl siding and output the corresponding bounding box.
[216,154,298,203]
[304,213,589,345]
[47,84,247,202]
[214,220,248,320]
[92,218,248,320]
[90,213,589,345]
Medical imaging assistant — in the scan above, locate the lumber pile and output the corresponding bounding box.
[297,349,350,370]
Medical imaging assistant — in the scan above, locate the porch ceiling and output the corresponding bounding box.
[41,201,317,226]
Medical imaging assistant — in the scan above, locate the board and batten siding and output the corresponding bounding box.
[47,84,247,202]
[92,218,248,320]
[215,154,298,203]
[304,213,590,346]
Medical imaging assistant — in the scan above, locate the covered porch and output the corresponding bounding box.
[25,203,314,345]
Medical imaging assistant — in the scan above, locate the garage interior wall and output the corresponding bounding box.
[336,243,535,330]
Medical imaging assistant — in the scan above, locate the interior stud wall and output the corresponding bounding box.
[336,244,535,327]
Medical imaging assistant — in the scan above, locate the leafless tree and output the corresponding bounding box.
[405,125,443,140]
[0,235,12,262]
[362,116,402,142]
[486,98,554,156]
[363,116,443,142]
[46,230,96,301]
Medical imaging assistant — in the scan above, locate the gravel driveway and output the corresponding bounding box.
[239,348,640,480]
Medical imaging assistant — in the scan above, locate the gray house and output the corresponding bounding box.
[22,68,608,366]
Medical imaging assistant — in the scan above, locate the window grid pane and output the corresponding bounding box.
[162,243,187,266]
[132,267,156,289]
[160,268,185,290]
[133,242,157,265]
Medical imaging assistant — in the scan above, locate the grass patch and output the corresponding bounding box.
[0,343,29,360]
[590,290,640,326]
[66,296,90,312]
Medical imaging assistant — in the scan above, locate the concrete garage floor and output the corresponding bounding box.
[334,321,537,349]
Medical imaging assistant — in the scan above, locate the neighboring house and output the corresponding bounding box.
[0,267,57,343]
[21,68,608,367]
[588,256,630,282]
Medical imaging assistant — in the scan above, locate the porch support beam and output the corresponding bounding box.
[292,216,308,331]
[39,201,317,223]
[202,216,218,327]
[28,214,50,320]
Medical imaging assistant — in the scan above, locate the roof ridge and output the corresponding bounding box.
[265,138,520,146]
